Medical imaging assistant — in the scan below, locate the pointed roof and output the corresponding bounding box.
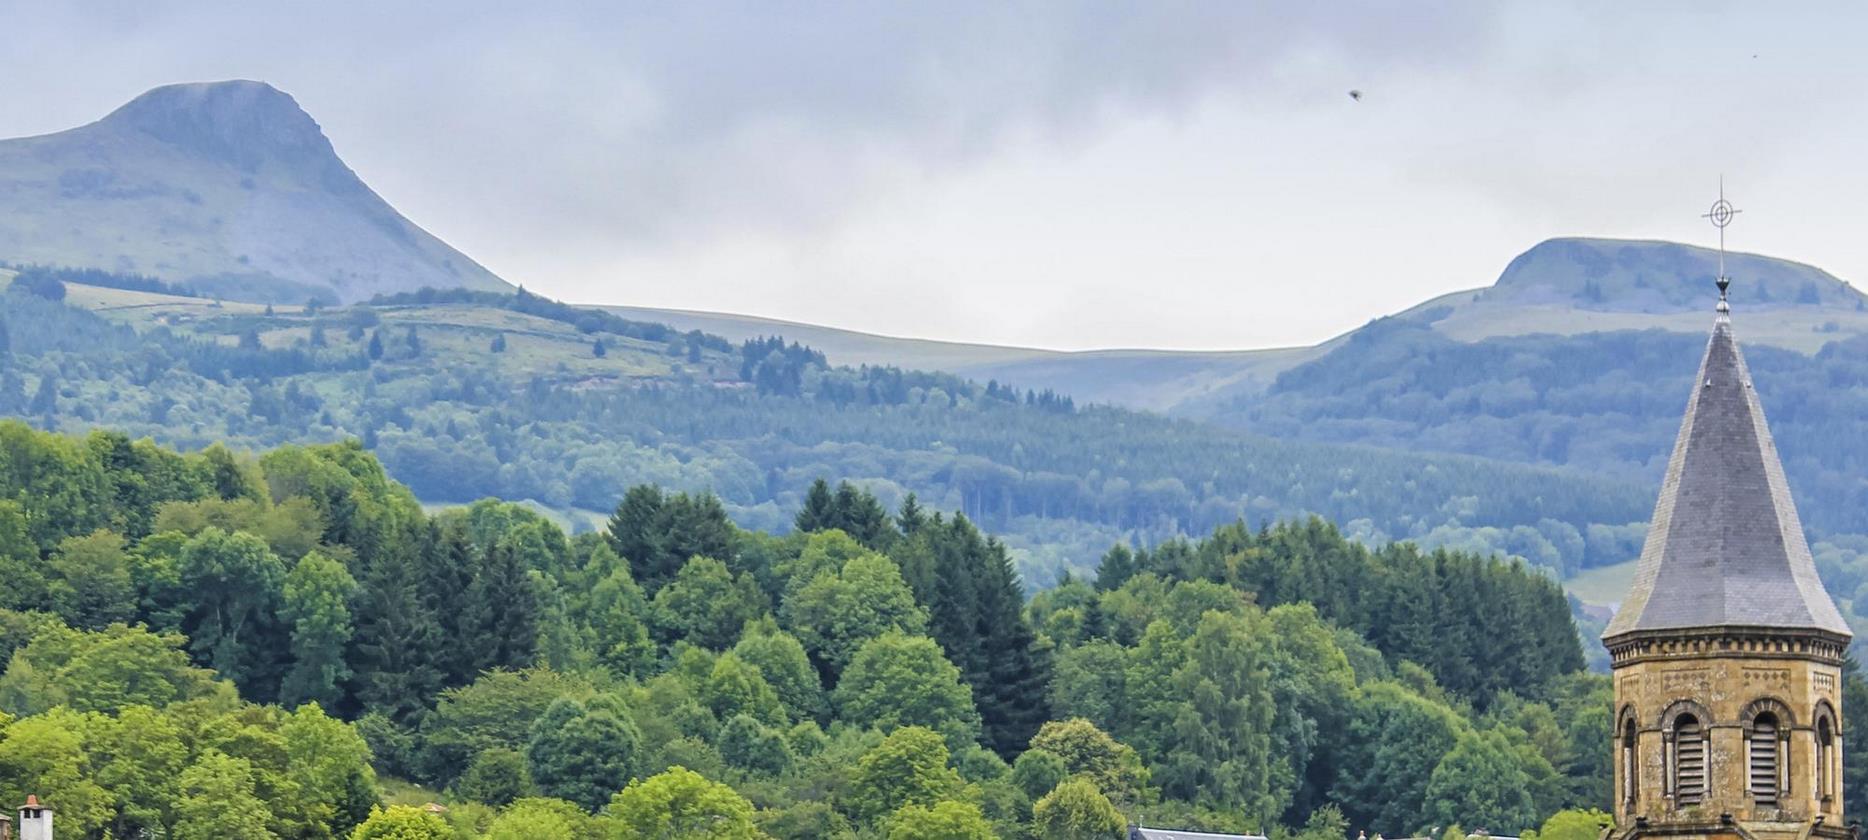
[1604,314,1850,640]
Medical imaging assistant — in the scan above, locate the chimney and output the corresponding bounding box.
[17,796,50,840]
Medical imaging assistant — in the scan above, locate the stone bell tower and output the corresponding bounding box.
[1604,188,1850,840]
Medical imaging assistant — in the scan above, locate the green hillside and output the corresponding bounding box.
[602,304,1319,411]
[0,275,1651,587]
[612,239,1868,419]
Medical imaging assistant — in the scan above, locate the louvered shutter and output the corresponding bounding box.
[1676,718,1706,805]
[1750,719,1779,805]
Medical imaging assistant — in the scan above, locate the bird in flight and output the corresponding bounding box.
[1348,90,1363,101]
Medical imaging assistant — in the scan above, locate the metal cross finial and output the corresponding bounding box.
[1702,177,1741,313]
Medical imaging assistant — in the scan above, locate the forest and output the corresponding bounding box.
[0,420,1790,840]
[0,277,1655,589]
[1215,314,1868,646]
[1228,315,1868,538]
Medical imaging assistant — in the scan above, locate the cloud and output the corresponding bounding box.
[20,3,1857,351]
[0,2,1500,251]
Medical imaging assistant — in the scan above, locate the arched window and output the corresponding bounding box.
[1815,703,1838,803]
[1749,712,1780,805]
[1621,709,1639,806]
[1674,713,1706,805]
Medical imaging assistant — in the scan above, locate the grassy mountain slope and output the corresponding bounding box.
[1,276,1652,587]
[612,238,1868,417]
[0,80,510,304]
[604,303,1320,410]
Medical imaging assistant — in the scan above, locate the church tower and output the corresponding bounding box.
[1605,189,1851,840]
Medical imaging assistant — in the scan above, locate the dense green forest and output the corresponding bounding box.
[0,277,1653,587]
[0,420,1771,839]
[1217,315,1868,642]
[1231,315,1868,536]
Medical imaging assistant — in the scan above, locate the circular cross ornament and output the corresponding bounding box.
[1707,198,1737,228]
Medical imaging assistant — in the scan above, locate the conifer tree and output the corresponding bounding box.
[606,484,667,576]
[970,526,1051,757]
[366,331,384,360]
[464,541,540,673]
[896,494,927,535]
[350,544,445,724]
[606,486,736,592]
[901,514,1050,757]
[831,482,894,548]
[795,480,894,549]
[418,523,478,687]
[794,479,837,533]
[1094,544,1137,592]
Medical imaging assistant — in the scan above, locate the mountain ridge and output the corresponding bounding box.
[604,237,1868,415]
[0,80,511,304]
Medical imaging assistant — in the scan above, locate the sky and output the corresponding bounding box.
[1,2,1864,351]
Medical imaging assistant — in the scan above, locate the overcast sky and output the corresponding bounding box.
[2,2,1863,350]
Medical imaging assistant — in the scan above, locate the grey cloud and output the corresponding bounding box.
[0,2,1501,251]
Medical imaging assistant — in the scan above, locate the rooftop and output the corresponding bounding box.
[1603,314,1850,640]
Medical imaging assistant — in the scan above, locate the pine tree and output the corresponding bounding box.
[607,485,669,588]
[1842,658,1868,820]
[605,488,738,593]
[969,527,1051,757]
[592,338,607,357]
[367,331,384,360]
[1094,544,1138,591]
[831,482,894,548]
[897,493,927,535]
[794,480,893,549]
[904,514,1051,757]
[794,479,836,533]
[405,327,422,356]
[464,541,539,673]
[490,334,507,353]
[310,324,328,348]
[418,523,478,687]
[350,542,445,724]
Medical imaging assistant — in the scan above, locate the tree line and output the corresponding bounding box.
[0,279,1657,590]
[0,421,1764,838]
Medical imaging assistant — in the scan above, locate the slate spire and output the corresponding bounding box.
[1603,312,1850,640]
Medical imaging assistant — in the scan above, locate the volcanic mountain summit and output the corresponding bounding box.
[0,80,510,303]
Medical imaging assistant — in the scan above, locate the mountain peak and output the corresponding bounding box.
[0,80,511,303]
[1487,237,1857,313]
[98,80,340,174]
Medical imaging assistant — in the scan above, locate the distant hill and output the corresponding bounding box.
[0,80,510,304]
[601,304,1317,410]
[612,238,1868,415]
[0,274,1655,590]
[1366,237,1868,350]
